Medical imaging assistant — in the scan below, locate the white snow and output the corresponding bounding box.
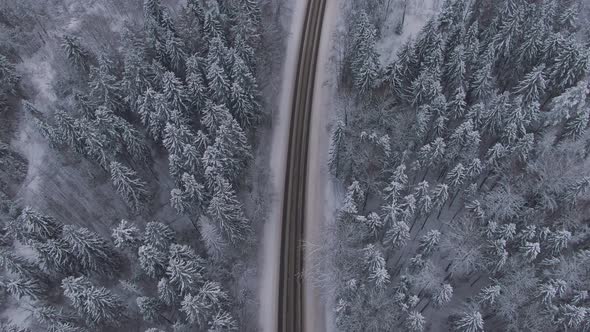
[258,0,307,331]
[375,0,441,66]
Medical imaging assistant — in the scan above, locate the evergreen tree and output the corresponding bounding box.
[61,276,125,326]
[1,276,46,300]
[13,207,62,243]
[144,221,175,250]
[111,219,141,250]
[136,296,165,323]
[33,239,76,275]
[433,283,453,307]
[61,225,120,276]
[453,308,484,332]
[206,177,250,242]
[109,161,148,212]
[351,12,380,94]
[514,64,546,104]
[405,311,426,332]
[166,244,204,296]
[162,71,187,112]
[61,35,92,72]
[138,244,168,278]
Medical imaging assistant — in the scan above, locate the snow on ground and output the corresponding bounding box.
[258,0,307,330]
[375,0,441,66]
[304,0,342,330]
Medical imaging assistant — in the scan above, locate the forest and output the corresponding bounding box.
[324,0,590,331]
[0,0,284,331]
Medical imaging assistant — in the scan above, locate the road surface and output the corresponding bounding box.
[278,0,327,331]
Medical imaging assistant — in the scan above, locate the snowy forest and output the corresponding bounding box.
[324,0,590,331]
[0,0,286,331]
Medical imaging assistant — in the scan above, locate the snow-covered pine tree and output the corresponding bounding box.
[111,219,141,250]
[61,276,125,327]
[206,176,250,243]
[109,161,148,212]
[61,225,120,276]
[350,12,380,94]
[61,35,92,72]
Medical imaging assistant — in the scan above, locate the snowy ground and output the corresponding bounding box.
[258,0,307,330]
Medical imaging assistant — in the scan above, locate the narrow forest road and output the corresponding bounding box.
[278,0,327,331]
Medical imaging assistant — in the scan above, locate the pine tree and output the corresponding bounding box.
[444,45,466,91]
[13,207,62,243]
[206,177,250,242]
[61,225,120,276]
[514,64,546,104]
[62,35,92,72]
[157,277,177,306]
[1,276,46,300]
[185,55,207,110]
[351,12,380,94]
[109,161,148,212]
[453,308,484,332]
[548,39,589,93]
[137,89,172,141]
[206,60,230,104]
[418,229,441,256]
[562,108,589,140]
[433,283,453,307]
[33,239,76,275]
[61,276,125,326]
[383,219,410,249]
[478,284,501,305]
[136,296,165,323]
[469,48,495,102]
[162,71,187,112]
[111,219,141,250]
[520,241,540,262]
[405,311,426,332]
[166,245,204,296]
[446,163,466,189]
[138,244,168,278]
[0,248,38,277]
[144,221,175,250]
[165,30,187,73]
[557,304,587,329]
[88,58,123,111]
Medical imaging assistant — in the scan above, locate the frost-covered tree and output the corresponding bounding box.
[418,229,441,256]
[109,161,148,212]
[61,225,120,276]
[350,12,380,94]
[206,177,250,242]
[111,219,141,250]
[61,276,125,326]
[166,244,204,295]
[62,35,92,72]
[405,311,426,332]
[453,308,484,332]
[432,283,453,307]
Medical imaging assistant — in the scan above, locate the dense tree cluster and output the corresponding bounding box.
[0,202,237,331]
[0,0,268,330]
[326,0,590,330]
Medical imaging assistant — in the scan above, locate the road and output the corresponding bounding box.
[278,0,327,331]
